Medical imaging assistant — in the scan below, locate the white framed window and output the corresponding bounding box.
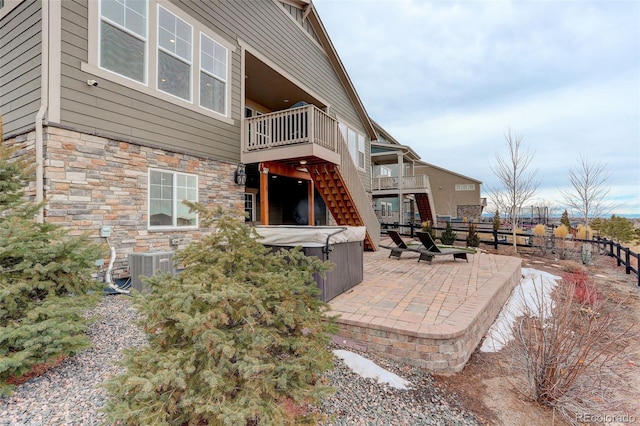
[88,0,233,122]
[455,184,476,191]
[244,193,255,221]
[99,0,147,83]
[380,201,393,217]
[157,5,192,101]
[339,122,366,170]
[357,133,365,169]
[148,169,198,229]
[200,33,228,114]
[379,166,392,177]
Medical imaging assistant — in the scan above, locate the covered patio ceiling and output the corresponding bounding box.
[245,52,326,112]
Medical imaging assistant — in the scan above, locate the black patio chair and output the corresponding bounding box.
[380,230,422,259]
[415,232,470,264]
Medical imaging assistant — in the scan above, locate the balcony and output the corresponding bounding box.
[372,175,431,194]
[242,105,340,165]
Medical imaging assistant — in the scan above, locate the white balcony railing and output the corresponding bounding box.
[244,105,337,153]
[372,175,430,191]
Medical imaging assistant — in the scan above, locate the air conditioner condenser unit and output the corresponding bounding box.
[128,252,175,292]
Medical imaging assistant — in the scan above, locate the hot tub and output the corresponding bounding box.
[253,226,365,302]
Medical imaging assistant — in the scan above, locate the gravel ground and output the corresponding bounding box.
[0,295,480,426]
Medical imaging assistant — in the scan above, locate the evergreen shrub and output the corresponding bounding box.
[440,221,457,245]
[104,205,337,425]
[0,142,103,396]
[466,222,480,247]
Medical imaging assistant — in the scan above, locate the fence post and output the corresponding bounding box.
[616,244,622,267]
[493,230,498,250]
[624,247,631,275]
[608,240,614,257]
[410,222,415,238]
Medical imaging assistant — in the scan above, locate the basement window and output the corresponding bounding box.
[148,169,198,229]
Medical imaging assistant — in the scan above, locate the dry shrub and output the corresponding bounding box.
[554,225,570,238]
[576,225,593,240]
[562,271,601,305]
[532,224,547,253]
[509,275,637,425]
[553,226,575,260]
[558,260,585,274]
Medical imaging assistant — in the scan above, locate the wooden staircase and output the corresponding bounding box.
[415,193,435,224]
[309,163,377,251]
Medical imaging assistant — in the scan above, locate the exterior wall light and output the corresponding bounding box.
[235,163,247,185]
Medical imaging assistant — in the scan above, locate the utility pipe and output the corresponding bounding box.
[34,0,50,223]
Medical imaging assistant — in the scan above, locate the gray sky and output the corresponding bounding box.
[313,0,640,216]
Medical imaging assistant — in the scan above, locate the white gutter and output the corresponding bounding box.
[35,0,49,223]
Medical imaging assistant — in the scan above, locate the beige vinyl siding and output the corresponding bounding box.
[0,0,42,137]
[58,0,242,162]
[176,1,368,163]
[56,1,368,168]
[181,0,366,144]
[279,1,321,45]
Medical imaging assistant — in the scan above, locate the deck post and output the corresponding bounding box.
[260,164,269,225]
[308,180,315,226]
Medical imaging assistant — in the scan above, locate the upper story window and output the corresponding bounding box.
[100,0,147,83]
[149,169,198,229]
[87,0,233,122]
[200,33,228,114]
[157,6,192,100]
[378,166,392,177]
[455,183,476,191]
[339,122,366,170]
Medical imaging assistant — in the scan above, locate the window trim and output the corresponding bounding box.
[99,0,148,84]
[84,0,235,125]
[199,32,228,115]
[148,168,199,230]
[244,192,256,222]
[339,121,367,171]
[0,0,21,20]
[455,183,476,191]
[156,4,193,101]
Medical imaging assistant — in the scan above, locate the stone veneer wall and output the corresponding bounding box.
[333,264,521,373]
[6,126,244,277]
[456,205,483,222]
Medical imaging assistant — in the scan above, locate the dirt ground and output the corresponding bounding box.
[434,243,640,426]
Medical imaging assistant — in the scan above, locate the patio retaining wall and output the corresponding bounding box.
[332,261,522,373]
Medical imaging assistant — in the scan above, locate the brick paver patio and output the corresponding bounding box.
[328,239,522,373]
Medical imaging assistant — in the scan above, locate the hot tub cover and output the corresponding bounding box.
[253,226,366,248]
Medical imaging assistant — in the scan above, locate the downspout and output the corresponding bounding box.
[34,0,50,223]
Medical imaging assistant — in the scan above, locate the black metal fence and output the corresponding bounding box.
[594,237,639,286]
[381,222,639,286]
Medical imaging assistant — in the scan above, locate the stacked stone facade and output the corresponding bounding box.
[6,126,244,277]
[456,205,483,222]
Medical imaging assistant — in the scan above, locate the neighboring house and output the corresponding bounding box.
[413,161,486,223]
[371,121,484,226]
[0,0,380,277]
[371,121,437,226]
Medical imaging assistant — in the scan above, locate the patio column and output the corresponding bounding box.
[308,180,315,226]
[260,164,269,225]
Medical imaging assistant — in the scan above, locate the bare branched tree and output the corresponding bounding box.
[560,154,612,240]
[490,128,540,253]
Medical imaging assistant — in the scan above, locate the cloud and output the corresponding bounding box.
[314,0,640,215]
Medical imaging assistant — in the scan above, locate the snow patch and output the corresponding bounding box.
[480,268,561,352]
[332,349,411,390]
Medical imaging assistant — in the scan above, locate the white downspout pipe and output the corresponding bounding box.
[34,0,49,223]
